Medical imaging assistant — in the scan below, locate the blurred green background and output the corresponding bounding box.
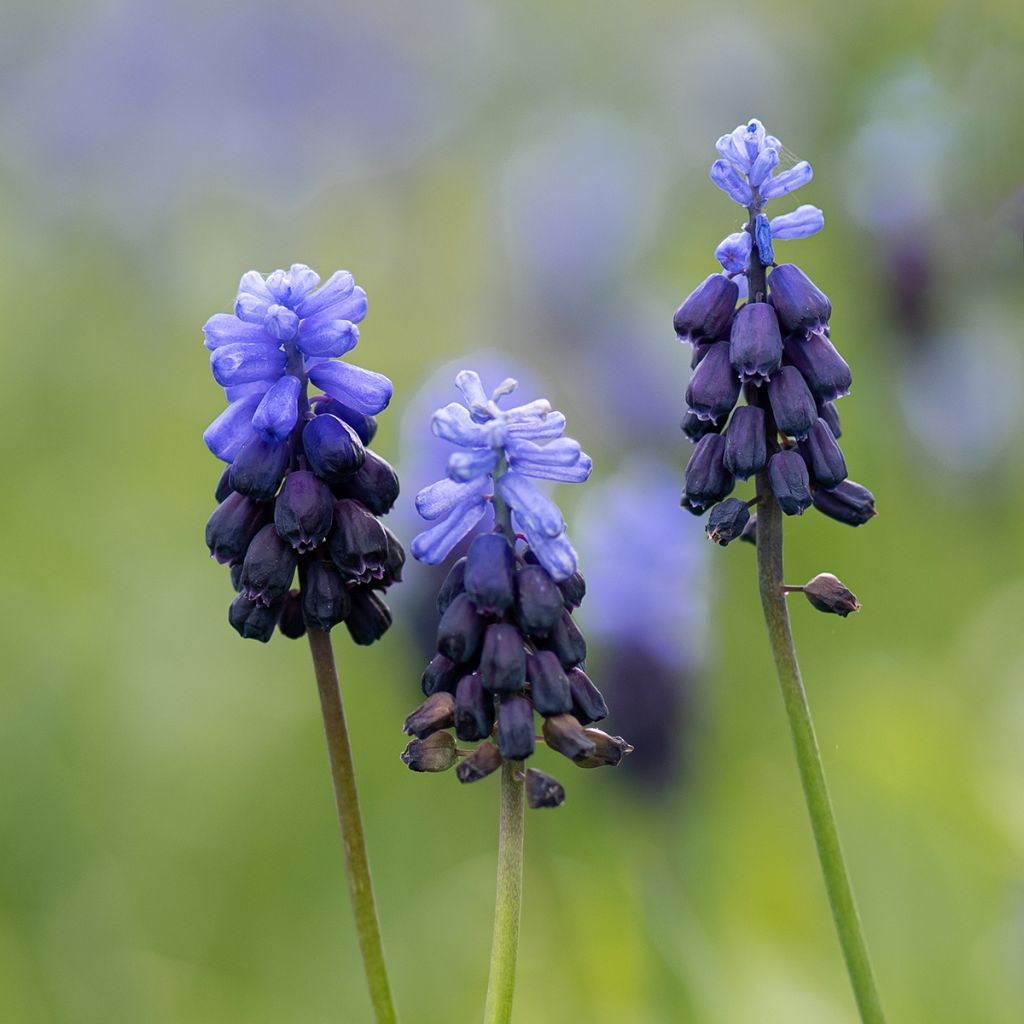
[2,0,1023,1021]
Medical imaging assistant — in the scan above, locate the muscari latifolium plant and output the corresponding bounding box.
[202,265,401,1023]
[673,120,886,1024]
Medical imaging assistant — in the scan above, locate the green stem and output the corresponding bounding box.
[753,475,887,1024]
[307,627,398,1024]
[482,759,525,1024]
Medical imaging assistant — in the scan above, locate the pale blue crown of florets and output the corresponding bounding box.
[710,119,824,274]
[411,371,592,581]
[202,265,392,462]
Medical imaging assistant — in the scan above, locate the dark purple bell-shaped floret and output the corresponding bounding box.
[567,667,608,724]
[464,533,515,616]
[421,653,462,696]
[768,264,832,335]
[768,365,818,440]
[723,404,767,480]
[228,592,281,643]
[729,302,783,383]
[228,435,290,502]
[784,331,852,402]
[436,592,486,663]
[812,479,876,526]
[332,450,400,516]
[799,418,848,489]
[403,692,456,739]
[673,273,739,344]
[368,526,405,590]
[277,590,306,639]
[497,695,535,760]
[345,588,392,645]
[540,610,588,671]
[301,559,351,632]
[240,524,297,606]
[274,470,334,552]
[214,466,234,503]
[327,498,388,583]
[436,557,467,615]
[683,433,734,513]
[682,409,725,443]
[526,650,573,716]
[479,623,526,693]
[454,672,495,741]
[767,450,812,516]
[557,570,586,610]
[206,492,271,564]
[705,497,751,546]
[455,741,503,783]
[685,341,741,422]
[315,397,378,447]
[303,413,366,485]
[817,399,842,439]
[514,565,564,637]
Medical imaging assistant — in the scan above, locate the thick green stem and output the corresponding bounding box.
[307,627,398,1024]
[753,475,887,1024]
[482,759,525,1024]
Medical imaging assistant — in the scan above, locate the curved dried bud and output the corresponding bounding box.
[802,573,860,617]
[404,692,456,739]
[525,768,566,809]
[577,729,635,768]
[542,713,597,763]
[456,741,502,784]
[401,731,458,773]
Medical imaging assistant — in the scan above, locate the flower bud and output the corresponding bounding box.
[331,450,400,516]
[817,398,842,438]
[327,499,388,583]
[437,557,467,615]
[315,397,377,446]
[369,526,406,590]
[683,433,734,513]
[802,573,860,616]
[767,450,812,516]
[401,731,457,772]
[479,623,527,693]
[542,713,597,762]
[422,653,462,696]
[729,302,783,383]
[205,492,271,564]
[404,691,456,738]
[228,592,281,643]
[811,479,876,526]
[768,264,831,335]
[455,741,502,783]
[228,435,291,502]
[691,340,714,369]
[799,418,847,489]
[576,729,634,768]
[557,570,586,610]
[682,409,725,443]
[497,696,535,760]
[526,650,573,716]
[301,559,351,632]
[568,667,608,724]
[464,533,515,616]
[515,565,564,637]
[277,589,306,639]
[685,341,741,422]
[540,610,588,671]
[214,466,234,503]
[273,470,334,553]
[706,497,751,546]
[240,524,297,605]
[525,768,565,809]
[436,592,486,663]
[723,404,766,480]
[345,588,393,645]
[673,273,739,344]
[740,514,758,545]
[454,672,495,741]
[784,331,851,402]
[302,413,366,485]
[768,366,817,440]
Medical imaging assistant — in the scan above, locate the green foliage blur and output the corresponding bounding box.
[2,1,1023,1021]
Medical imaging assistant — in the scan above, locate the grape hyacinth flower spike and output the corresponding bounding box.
[402,370,631,1023]
[202,265,400,1023]
[673,122,887,1024]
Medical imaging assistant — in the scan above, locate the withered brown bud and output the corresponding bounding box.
[403,692,456,739]
[455,741,503,784]
[400,731,457,772]
[542,713,597,763]
[576,729,634,768]
[802,573,860,617]
[525,768,565,809]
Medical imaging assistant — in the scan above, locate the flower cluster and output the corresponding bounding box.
[202,265,404,643]
[673,120,876,542]
[400,372,630,808]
